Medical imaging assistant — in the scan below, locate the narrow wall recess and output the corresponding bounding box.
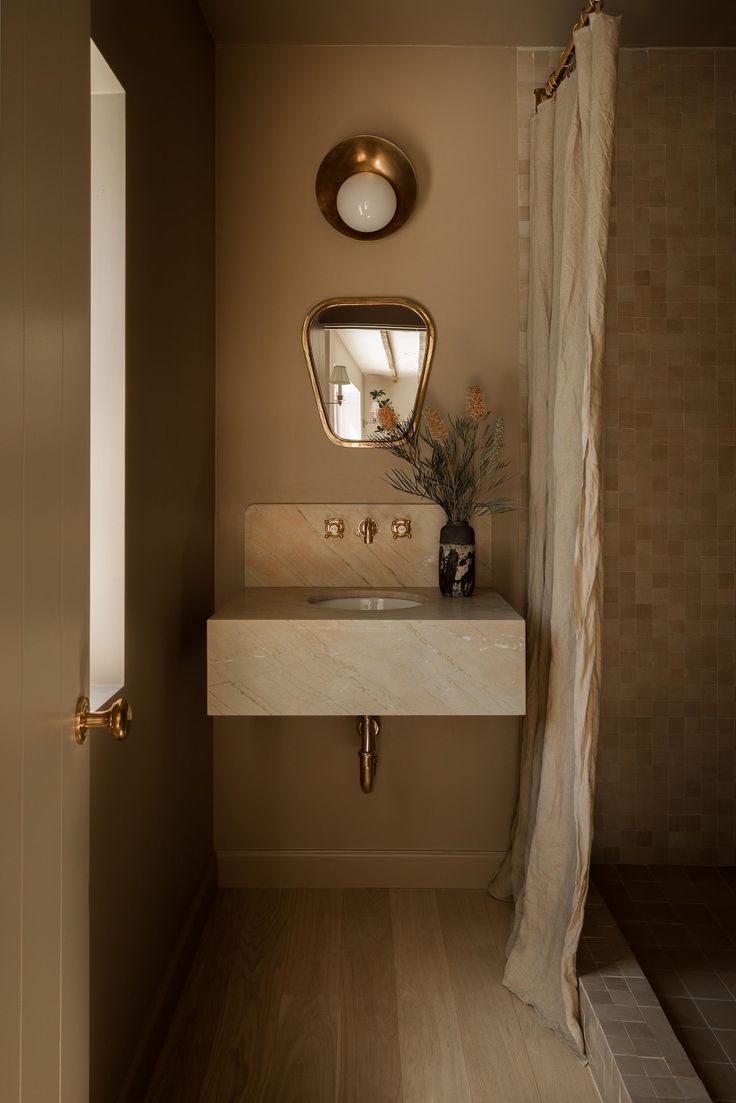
[90,41,126,710]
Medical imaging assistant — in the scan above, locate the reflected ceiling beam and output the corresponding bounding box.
[380,329,398,382]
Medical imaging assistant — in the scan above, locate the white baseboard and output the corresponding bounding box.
[217,849,505,889]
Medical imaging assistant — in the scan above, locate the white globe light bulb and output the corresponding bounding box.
[336,172,397,233]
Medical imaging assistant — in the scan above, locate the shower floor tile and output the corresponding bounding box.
[595,865,736,1103]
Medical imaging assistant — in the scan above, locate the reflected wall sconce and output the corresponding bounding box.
[329,363,351,405]
[315,135,417,240]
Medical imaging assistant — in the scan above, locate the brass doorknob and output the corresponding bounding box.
[75,696,132,745]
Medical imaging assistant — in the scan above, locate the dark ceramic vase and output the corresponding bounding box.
[438,520,475,597]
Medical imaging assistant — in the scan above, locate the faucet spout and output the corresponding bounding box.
[358,518,377,544]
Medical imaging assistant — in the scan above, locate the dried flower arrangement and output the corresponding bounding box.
[370,389,401,432]
[373,385,512,524]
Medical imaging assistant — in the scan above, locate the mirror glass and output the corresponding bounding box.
[303,298,435,447]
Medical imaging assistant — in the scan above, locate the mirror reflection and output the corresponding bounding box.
[303,299,434,447]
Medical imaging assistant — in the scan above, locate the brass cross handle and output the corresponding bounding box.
[324,518,345,539]
[75,696,132,745]
[391,518,412,540]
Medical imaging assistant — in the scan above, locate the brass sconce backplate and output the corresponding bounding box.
[315,134,417,240]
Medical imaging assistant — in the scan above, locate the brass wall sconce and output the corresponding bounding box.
[315,135,417,240]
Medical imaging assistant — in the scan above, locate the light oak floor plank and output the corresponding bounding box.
[390,888,473,1103]
[145,889,601,1103]
[198,889,298,1102]
[436,889,544,1103]
[485,895,601,1103]
[338,888,403,1103]
[145,891,243,1103]
[268,889,342,1103]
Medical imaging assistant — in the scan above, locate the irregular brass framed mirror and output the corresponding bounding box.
[302,297,435,448]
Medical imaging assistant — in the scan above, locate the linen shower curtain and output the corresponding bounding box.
[490,12,620,1057]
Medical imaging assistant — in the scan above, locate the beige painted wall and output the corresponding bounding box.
[89,2,215,1101]
[215,44,522,883]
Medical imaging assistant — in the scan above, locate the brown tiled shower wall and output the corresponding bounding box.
[517,48,736,865]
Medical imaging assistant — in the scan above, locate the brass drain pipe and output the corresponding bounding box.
[357,716,380,794]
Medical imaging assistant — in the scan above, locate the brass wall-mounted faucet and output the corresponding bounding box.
[358,518,377,544]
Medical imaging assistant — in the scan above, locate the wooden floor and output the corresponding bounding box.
[145,889,601,1103]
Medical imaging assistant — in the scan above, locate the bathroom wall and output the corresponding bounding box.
[215,44,523,886]
[88,2,215,1101]
[595,48,736,865]
[517,47,736,866]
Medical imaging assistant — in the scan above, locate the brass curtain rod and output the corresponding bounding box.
[534,0,604,106]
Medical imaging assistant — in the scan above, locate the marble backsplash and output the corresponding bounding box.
[243,503,493,589]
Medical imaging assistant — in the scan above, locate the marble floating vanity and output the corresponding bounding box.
[207,504,526,717]
[208,586,524,716]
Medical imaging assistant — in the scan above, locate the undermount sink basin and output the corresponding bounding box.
[308,594,422,611]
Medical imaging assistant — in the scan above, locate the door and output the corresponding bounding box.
[0,1,92,1100]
